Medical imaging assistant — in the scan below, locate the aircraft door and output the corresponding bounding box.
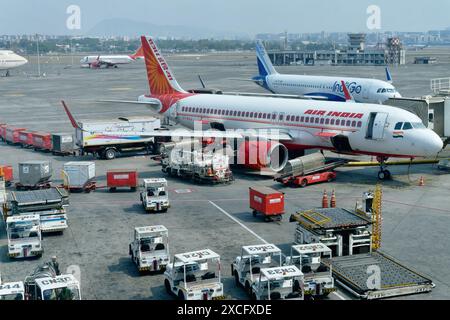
[366,112,388,140]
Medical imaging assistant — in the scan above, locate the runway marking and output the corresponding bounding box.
[209,201,268,244]
[3,93,25,97]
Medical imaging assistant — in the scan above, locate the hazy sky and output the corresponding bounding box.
[1,0,449,35]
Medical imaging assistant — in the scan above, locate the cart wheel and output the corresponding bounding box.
[234,272,240,286]
[110,187,116,193]
[130,187,136,192]
[300,179,308,188]
[328,174,334,182]
[252,210,257,217]
[278,215,283,221]
[264,216,271,223]
[165,280,172,295]
[178,291,186,300]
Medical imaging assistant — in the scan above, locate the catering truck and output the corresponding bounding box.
[62,100,166,160]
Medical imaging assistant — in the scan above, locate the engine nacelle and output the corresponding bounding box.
[237,140,289,172]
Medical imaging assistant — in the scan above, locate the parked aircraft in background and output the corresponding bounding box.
[241,41,401,104]
[0,50,28,76]
[80,46,143,69]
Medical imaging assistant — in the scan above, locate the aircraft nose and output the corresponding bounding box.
[424,131,444,156]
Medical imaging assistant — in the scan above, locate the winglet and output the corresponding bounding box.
[385,67,393,83]
[61,100,81,129]
[341,81,354,102]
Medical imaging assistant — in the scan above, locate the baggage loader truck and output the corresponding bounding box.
[164,249,224,300]
[129,225,170,273]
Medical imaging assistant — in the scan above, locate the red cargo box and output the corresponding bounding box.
[0,165,13,185]
[32,132,53,151]
[18,130,35,147]
[107,169,138,192]
[249,186,285,221]
[0,124,7,140]
[5,126,27,144]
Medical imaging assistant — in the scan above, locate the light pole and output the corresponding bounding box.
[36,34,41,77]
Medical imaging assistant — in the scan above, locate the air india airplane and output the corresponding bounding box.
[69,36,443,180]
[80,46,144,69]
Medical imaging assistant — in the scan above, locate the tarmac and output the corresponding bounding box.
[1,49,450,300]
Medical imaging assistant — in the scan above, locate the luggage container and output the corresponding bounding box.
[17,161,52,191]
[249,187,285,222]
[62,162,96,192]
[5,127,26,145]
[18,131,35,148]
[0,165,13,187]
[51,133,75,156]
[31,132,52,151]
[107,169,138,192]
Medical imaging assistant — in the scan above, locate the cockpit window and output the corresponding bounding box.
[412,122,426,129]
[395,122,403,130]
[403,122,413,130]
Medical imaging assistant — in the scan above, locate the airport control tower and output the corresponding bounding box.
[348,33,366,52]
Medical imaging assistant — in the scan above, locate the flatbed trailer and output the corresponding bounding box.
[327,251,434,300]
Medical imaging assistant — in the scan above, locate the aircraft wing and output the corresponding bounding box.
[97,99,161,107]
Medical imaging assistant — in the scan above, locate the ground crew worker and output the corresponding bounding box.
[51,256,61,276]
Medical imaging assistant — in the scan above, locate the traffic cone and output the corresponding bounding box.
[419,176,425,187]
[322,190,329,208]
[330,190,336,208]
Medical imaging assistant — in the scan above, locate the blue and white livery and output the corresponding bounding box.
[252,41,401,104]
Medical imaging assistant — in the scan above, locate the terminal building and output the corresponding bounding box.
[267,33,406,66]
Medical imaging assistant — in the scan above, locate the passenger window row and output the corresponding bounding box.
[181,106,362,128]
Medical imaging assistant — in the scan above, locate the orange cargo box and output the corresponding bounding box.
[0,165,14,184]
[249,186,285,219]
[32,132,53,150]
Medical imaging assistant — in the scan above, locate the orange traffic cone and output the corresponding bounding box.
[419,176,425,187]
[322,190,329,208]
[330,190,336,208]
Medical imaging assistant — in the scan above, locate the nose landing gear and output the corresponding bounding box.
[377,157,391,180]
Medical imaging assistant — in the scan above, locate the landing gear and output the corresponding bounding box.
[377,170,391,180]
[377,157,391,181]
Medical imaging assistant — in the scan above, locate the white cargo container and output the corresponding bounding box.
[63,162,96,189]
[76,117,161,160]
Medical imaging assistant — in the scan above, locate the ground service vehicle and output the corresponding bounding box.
[129,225,170,273]
[6,214,43,259]
[286,243,336,297]
[164,249,224,300]
[24,263,81,300]
[162,148,233,184]
[251,266,304,300]
[74,116,160,160]
[140,178,170,213]
[232,244,283,296]
[0,282,25,300]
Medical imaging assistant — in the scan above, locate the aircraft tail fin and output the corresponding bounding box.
[255,40,278,77]
[130,45,144,60]
[61,100,81,130]
[385,67,393,83]
[140,36,186,95]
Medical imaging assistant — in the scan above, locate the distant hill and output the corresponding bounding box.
[87,18,244,39]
